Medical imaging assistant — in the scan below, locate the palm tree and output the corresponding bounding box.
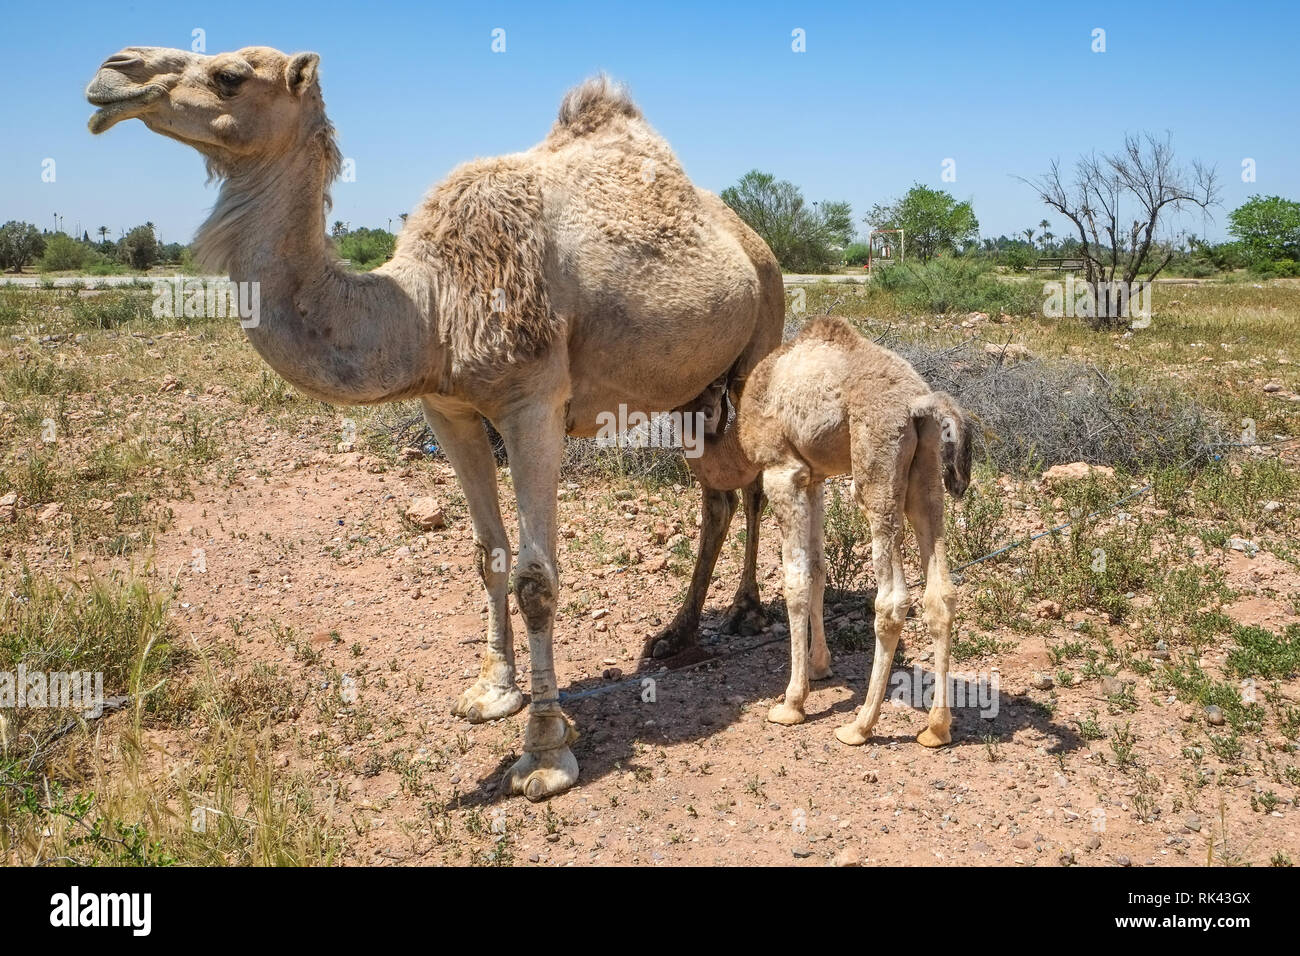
[1022,227,1035,246]
[97,226,109,244]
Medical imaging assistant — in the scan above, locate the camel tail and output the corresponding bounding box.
[910,391,974,500]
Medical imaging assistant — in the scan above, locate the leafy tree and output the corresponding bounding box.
[119,224,159,270]
[336,227,396,270]
[38,233,89,272]
[721,170,851,273]
[866,185,980,262]
[1227,195,1300,264]
[0,221,45,273]
[159,242,187,263]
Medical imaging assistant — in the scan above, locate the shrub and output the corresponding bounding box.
[873,257,1040,316]
[881,332,1219,475]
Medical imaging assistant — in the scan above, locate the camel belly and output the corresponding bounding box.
[557,263,760,436]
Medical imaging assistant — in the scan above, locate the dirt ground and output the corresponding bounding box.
[139,437,1299,866]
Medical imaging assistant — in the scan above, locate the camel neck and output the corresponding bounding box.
[194,140,441,405]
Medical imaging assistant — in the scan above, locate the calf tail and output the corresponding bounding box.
[910,391,974,499]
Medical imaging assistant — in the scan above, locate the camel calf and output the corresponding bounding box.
[738,317,974,747]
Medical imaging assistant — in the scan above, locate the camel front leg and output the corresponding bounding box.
[835,511,909,746]
[643,397,761,659]
[422,402,523,723]
[641,486,736,659]
[766,464,813,725]
[496,401,578,801]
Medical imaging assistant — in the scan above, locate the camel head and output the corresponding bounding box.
[86,46,325,170]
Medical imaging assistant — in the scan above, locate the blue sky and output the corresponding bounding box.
[2,0,1295,246]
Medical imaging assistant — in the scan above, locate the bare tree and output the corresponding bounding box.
[1023,133,1218,286]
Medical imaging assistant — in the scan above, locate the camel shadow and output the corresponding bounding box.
[456,592,1087,806]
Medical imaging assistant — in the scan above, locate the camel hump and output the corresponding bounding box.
[555,74,642,136]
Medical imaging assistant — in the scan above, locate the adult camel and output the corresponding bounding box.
[85,46,781,799]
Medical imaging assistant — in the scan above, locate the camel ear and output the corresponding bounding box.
[286,52,320,96]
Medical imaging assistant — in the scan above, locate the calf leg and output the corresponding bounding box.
[766,463,814,725]
[907,448,957,747]
[836,423,915,747]
[808,482,832,680]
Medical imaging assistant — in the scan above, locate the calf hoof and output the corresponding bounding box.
[917,726,952,748]
[767,702,806,726]
[835,723,870,746]
[453,681,524,723]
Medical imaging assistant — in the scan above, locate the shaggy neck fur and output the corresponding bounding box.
[193,113,441,405]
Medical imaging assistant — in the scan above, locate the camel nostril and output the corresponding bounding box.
[102,53,143,70]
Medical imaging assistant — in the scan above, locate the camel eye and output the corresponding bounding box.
[214,71,247,94]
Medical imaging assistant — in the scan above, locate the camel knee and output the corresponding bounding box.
[922,581,956,631]
[874,589,910,633]
[514,557,557,632]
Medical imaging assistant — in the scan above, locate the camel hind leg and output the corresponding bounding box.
[766,462,814,725]
[907,422,957,747]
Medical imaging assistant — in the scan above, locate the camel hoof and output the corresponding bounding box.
[641,619,697,660]
[500,746,579,802]
[917,727,952,748]
[835,723,870,746]
[453,682,524,723]
[767,702,806,726]
[810,661,833,681]
[723,597,768,636]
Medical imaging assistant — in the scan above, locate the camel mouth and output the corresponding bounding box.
[85,82,162,134]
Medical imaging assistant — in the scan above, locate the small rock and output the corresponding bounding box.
[405,497,446,530]
[1227,537,1259,556]
[1116,855,1131,867]
[1099,675,1124,697]
[1184,814,1201,832]
[1035,600,1062,621]
[1042,462,1116,487]
[832,847,861,867]
[1030,672,1054,691]
[1086,834,1102,851]
[37,502,63,523]
[1204,705,1225,726]
[1152,640,1170,661]
[399,446,425,460]
[1012,836,1032,850]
